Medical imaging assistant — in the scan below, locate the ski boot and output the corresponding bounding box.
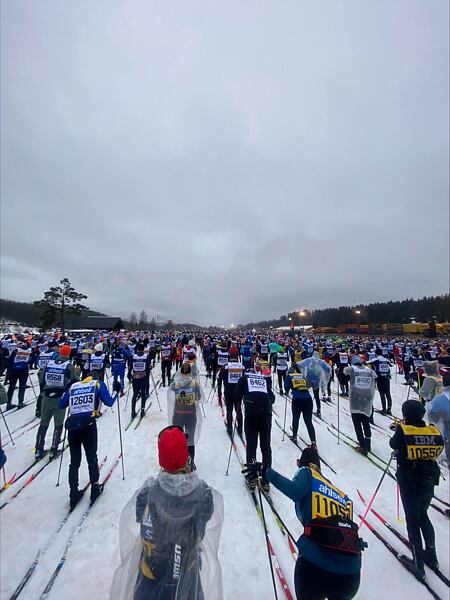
[35,448,45,460]
[237,429,243,439]
[399,554,425,581]
[120,390,125,397]
[140,408,145,418]
[386,408,392,415]
[90,482,104,506]
[290,435,297,443]
[245,476,256,492]
[355,446,368,456]
[6,403,17,411]
[422,547,439,570]
[70,489,85,512]
[17,402,25,411]
[315,410,321,418]
[49,447,59,460]
[226,426,233,438]
[261,481,270,494]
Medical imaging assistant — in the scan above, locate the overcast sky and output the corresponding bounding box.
[1,1,448,326]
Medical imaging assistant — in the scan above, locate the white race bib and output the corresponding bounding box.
[248,376,268,393]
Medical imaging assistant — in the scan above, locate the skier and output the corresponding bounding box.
[129,343,151,419]
[167,362,204,461]
[426,373,450,465]
[89,342,110,381]
[6,340,31,410]
[389,399,444,579]
[234,366,275,492]
[297,352,331,418]
[245,446,363,600]
[35,344,78,460]
[275,343,289,395]
[217,359,244,436]
[59,371,120,510]
[109,425,224,600]
[333,348,350,396]
[368,348,392,414]
[344,355,377,455]
[35,340,59,418]
[111,340,130,396]
[160,338,174,387]
[285,363,316,446]
[240,339,254,371]
[419,361,443,403]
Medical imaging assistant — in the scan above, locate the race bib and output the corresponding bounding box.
[379,362,390,374]
[133,360,146,372]
[218,355,228,366]
[176,391,196,406]
[413,359,423,369]
[228,367,242,384]
[247,376,267,393]
[311,469,353,520]
[354,367,371,389]
[14,350,30,365]
[70,383,96,415]
[339,353,348,364]
[291,375,307,390]
[45,362,66,387]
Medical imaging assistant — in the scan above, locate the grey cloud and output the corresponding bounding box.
[1,0,448,326]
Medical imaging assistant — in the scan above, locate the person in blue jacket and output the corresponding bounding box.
[111,340,131,396]
[245,447,363,600]
[426,372,450,465]
[59,371,120,510]
[285,364,316,446]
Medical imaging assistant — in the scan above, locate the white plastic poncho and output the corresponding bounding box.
[110,472,224,600]
[344,365,376,417]
[297,353,331,391]
[167,372,204,445]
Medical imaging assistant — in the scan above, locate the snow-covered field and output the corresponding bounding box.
[1,359,448,600]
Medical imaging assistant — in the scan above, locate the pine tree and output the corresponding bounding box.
[34,278,88,332]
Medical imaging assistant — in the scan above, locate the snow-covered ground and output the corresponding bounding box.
[1,360,448,600]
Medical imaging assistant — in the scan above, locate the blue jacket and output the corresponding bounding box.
[59,377,116,430]
[427,388,450,437]
[266,466,361,575]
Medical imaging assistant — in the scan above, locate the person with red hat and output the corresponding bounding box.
[34,344,78,460]
[109,425,224,600]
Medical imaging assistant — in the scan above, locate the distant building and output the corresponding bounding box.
[80,316,124,331]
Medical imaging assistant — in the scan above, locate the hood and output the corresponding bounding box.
[312,351,320,360]
[157,470,202,498]
[423,360,440,376]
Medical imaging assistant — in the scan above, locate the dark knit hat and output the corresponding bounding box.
[402,399,426,423]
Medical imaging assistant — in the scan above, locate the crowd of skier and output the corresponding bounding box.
[1,328,449,600]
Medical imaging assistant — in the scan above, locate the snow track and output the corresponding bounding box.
[0,365,448,600]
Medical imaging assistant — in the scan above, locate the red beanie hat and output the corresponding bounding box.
[59,345,71,358]
[158,427,189,472]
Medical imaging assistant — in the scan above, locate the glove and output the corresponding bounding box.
[389,422,397,432]
[113,380,121,393]
[242,462,263,479]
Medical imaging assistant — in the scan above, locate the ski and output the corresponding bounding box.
[326,425,397,480]
[260,488,299,560]
[327,422,394,468]
[357,490,450,587]
[134,403,152,430]
[125,415,137,431]
[0,445,68,510]
[4,421,40,448]
[3,451,50,489]
[8,456,108,600]
[11,416,37,435]
[38,454,122,600]
[0,472,16,493]
[274,419,337,475]
[358,513,443,600]
[224,421,296,595]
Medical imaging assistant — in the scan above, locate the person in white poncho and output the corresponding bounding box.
[110,426,224,600]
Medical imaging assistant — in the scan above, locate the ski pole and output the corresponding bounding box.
[0,407,14,446]
[124,383,131,411]
[282,392,288,442]
[225,422,237,475]
[359,452,395,530]
[337,383,340,446]
[55,428,67,487]
[28,373,38,401]
[260,488,297,545]
[256,477,279,600]
[151,371,162,411]
[116,394,125,480]
[396,483,404,524]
